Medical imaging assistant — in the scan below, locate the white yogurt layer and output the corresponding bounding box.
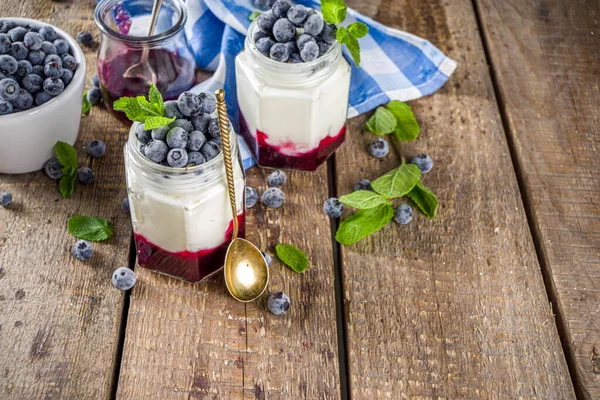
[236,51,351,156]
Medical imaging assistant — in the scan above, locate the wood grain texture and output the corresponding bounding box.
[336,0,576,397]
[117,166,340,399]
[474,0,600,397]
[0,1,131,398]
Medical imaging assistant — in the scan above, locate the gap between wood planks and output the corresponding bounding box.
[470,0,584,398]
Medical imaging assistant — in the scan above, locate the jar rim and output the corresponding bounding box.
[94,0,187,45]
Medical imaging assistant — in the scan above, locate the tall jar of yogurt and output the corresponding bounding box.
[236,16,351,171]
[124,122,246,283]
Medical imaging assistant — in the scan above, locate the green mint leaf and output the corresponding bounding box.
[143,116,176,130]
[366,107,397,135]
[113,97,146,122]
[339,190,391,209]
[371,163,421,198]
[147,84,164,116]
[347,22,368,38]
[337,26,362,66]
[386,100,420,142]
[407,182,438,219]
[135,96,162,117]
[55,141,78,170]
[249,11,261,21]
[82,90,92,117]
[59,171,77,199]
[275,244,309,273]
[321,0,347,24]
[68,216,114,242]
[336,204,394,245]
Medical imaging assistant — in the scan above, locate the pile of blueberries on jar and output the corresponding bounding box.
[253,0,337,63]
[0,20,78,115]
[135,91,227,168]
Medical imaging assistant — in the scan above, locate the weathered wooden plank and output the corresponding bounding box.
[474,0,600,397]
[0,1,131,398]
[336,0,576,397]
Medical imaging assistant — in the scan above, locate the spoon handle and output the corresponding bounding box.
[215,89,239,240]
[148,0,164,36]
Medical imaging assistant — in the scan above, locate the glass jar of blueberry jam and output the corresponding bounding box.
[95,0,196,124]
[235,17,351,171]
[124,122,246,283]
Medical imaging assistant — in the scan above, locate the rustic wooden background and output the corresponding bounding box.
[0,0,598,399]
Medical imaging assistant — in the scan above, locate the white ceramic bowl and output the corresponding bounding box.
[0,18,86,174]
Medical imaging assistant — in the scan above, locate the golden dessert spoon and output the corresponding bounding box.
[215,89,269,302]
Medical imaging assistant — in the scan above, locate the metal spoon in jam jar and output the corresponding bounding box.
[123,0,162,84]
[215,89,269,302]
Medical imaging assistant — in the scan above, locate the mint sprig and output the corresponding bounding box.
[366,107,397,136]
[113,84,174,129]
[55,141,78,199]
[406,182,438,219]
[82,90,92,117]
[68,216,114,242]
[249,11,261,21]
[275,244,309,273]
[336,204,394,245]
[322,0,347,24]
[387,100,420,142]
[370,163,421,198]
[321,0,368,67]
[339,190,391,210]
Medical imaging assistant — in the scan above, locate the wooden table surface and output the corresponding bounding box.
[0,0,598,398]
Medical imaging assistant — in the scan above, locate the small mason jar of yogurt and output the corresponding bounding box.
[235,17,351,171]
[124,122,245,283]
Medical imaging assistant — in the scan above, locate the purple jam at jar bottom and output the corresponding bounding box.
[98,48,196,125]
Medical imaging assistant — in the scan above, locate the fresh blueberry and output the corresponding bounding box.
[0,33,10,54]
[191,113,211,133]
[143,139,168,163]
[253,30,267,43]
[288,53,302,63]
[262,252,272,266]
[187,130,207,151]
[177,91,202,117]
[43,76,64,96]
[269,42,289,62]
[257,12,277,33]
[368,138,389,158]
[0,78,19,100]
[122,196,130,213]
[198,91,216,114]
[287,5,309,25]
[262,187,285,208]
[44,157,63,179]
[300,41,319,62]
[135,123,151,144]
[317,40,331,56]
[86,139,106,158]
[62,55,77,72]
[43,61,62,78]
[200,141,221,161]
[410,154,433,173]
[163,100,183,119]
[304,13,324,36]
[394,204,413,225]
[169,118,194,132]
[207,118,221,140]
[53,39,69,55]
[0,21,16,34]
[0,192,12,207]
[39,26,59,42]
[267,292,290,315]
[272,18,296,42]
[35,91,52,105]
[267,170,287,187]
[187,151,206,166]
[60,68,73,85]
[9,42,28,61]
[77,31,93,46]
[41,41,57,55]
[167,148,189,168]
[272,0,292,18]
[91,74,100,87]
[8,27,28,42]
[45,55,63,66]
[10,88,33,110]
[0,55,18,74]
[256,37,275,56]
[77,167,95,184]
[27,49,46,66]
[283,40,298,55]
[166,127,188,149]
[87,87,102,105]
[112,267,136,290]
[0,99,12,115]
[24,32,43,50]
[323,197,343,218]
[31,64,44,77]
[296,33,315,50]
[71,240,93,261]
[245,186,258,208]
[15,60,32,78]
[319,23,337,44]
[354,179,372,191]
[151,125,169,141]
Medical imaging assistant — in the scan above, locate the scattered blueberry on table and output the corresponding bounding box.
[267,291,291,315]
[44,157,64,180]
[245,186,259,208]
[323,197,343,218]
[112,267,136,291]
[86,87,102,105]
[86,139,106,158]
[77,167,94,185]
[0,192,12,207]
[411,154,433,173]
[262,187,285,208]
[368,138,389,159]
[121,196,130,213]
[267,170,287,187]
[76,31,93,47]
[354,179,371,191]
[71,240,93,261]
[394,204,413,225]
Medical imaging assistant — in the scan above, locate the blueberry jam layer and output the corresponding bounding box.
[98,48,195,124]
[239,113,346,171]
[134,213,245,283]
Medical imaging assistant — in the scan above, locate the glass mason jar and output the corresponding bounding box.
[235,18,351,171]
[124,122,246,283]
[95,0,196,124]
